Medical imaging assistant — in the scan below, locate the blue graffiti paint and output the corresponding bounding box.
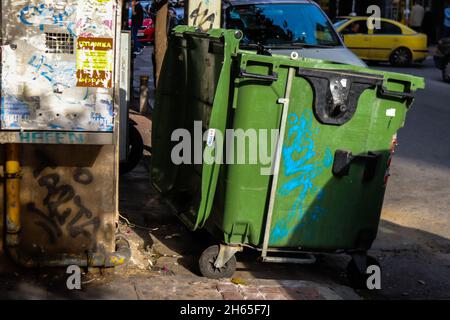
[90,112,113,131]
[19,132,85,144]
[28,54,77,90]
[270,110,333,243]
[19,3,75,33]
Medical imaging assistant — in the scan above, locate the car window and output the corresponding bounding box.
[341,21,368,34]
[225,3,341,48]
[374,21,402,35]
[333,19,350,29]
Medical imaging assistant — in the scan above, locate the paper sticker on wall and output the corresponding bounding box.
[76,37,114,88]
[76,0,115,37]
[1,0,116,133]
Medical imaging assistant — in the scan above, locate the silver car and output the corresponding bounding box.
[223,0,366,67]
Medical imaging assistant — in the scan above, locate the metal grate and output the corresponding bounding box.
[45,32,74,54]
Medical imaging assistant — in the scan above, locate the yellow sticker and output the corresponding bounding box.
[76,37,114,88]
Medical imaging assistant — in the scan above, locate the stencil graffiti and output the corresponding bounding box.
[29,153,99,244]
[271,111,333,242]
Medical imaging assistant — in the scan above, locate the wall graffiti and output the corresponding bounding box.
[188,0,219,31]
[19,3,76,35]
[18,1,113,37]
[19,132,85,144]
[270,111,333,243]
[29,153,99,244]
[1,0,115,132]
[28,54,76,90]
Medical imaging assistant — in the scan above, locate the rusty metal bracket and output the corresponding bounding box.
[0,171,23,184]
[214,244,242,269]
[4,171,23,180]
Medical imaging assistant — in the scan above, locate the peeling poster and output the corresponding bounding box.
[76,37,114,88]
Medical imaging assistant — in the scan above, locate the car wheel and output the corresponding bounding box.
[443,63,450,83]
[389,47,412,67]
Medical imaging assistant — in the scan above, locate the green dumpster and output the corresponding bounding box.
[151,26,425,285]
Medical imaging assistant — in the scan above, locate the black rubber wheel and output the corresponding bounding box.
[443,63,450,83]
[198,245,237,279]
[120,125,144,175]
[346,255,380,289]
[389,48,412,67]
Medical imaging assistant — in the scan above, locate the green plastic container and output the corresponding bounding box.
[152,26,425,281]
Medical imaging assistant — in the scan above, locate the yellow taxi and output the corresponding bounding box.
[334,16,428,66]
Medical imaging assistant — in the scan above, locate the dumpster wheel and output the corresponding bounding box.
[199,245,237,279]
[346,255,380,289]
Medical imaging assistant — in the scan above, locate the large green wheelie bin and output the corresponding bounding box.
[151,26,425,286]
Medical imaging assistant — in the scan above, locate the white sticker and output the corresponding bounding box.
[386,108,396,117]
[207,129,216,147]
[340,78,348,87]
[290,51,299,60]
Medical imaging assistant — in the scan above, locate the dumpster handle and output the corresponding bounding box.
[378,78,415,101]
[378,86,415,100]
[261,67,296,259]
[238,68,278,82]
[332,150,381,181]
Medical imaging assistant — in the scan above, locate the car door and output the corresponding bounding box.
[370,21,403,61]
[340,20,371,60]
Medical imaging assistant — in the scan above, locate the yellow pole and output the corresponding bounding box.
[5,144,21,246]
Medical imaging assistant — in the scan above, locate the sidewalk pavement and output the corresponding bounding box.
[0,272,357,300]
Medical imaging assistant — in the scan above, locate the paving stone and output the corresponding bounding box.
[221,291,244,300]
[3,282,47,300]
[278,280,311,288]
[248,279,281,287]
[296,287,325,300]
[217,282,239,293]
[242,293,265,300]
[259,286,283,294]
[281,287,307,300]
[77,283,139,300]
[262,293,288,300]
[316,287,344,300]
[239,285,260,294]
